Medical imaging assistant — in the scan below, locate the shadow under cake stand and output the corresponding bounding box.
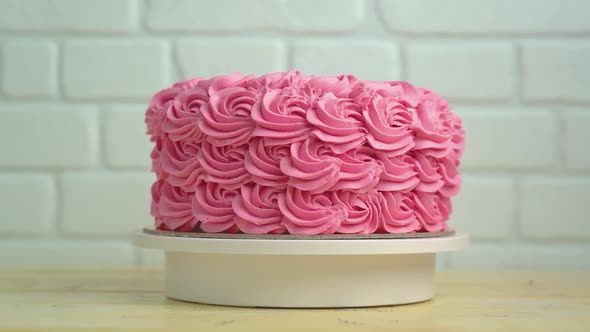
[135,228,468,308]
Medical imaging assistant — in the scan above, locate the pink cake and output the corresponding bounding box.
[145,71,464,235]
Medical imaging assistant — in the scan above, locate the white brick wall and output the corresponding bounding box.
[61,172,154,236]
[1,41,57,98]
[63,41,170,100]
[176,39,286,78]
[0,0,589,269]
[406,43,514,101]
[457,109,556,170]
[294,40,400,80]
[104,107,152,169]
[0,0,137,33]
[522,42,590,103]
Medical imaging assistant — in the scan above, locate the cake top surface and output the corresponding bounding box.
[146,71,464,235]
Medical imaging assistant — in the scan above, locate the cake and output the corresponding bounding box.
[145,71,464,235]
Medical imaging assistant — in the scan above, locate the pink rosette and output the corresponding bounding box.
[233,183,286,234]
[411,191,451,232]
[378,191,422,233]
[363,81,422,108]
[192,182,239,233]
[152,180,198,232]
[278,187,347,235]
[244,137,290,187]
[412,151,461,197]
[145,87,181,138]
[412,151,444,193]
[199,85,256,147]
[280,138,380,194]
[362,94,415,156]
[412,90,463,158]
[206,72,254,95]
[374,152,419,192]
[171,77,207,90]
[150,137,165,179]
[438,157,462,198]
[159,138,203,192]
[308,74,357,98]
[331,148,381,193]
[307,92,366,154]
[331,191,380,234]
[251,83,312,146]
[196,140,250,190]
[161,87,208,143]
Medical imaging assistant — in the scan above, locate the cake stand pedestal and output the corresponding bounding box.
[135,229,468,308]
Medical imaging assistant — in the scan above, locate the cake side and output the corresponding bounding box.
[145,71,464,235]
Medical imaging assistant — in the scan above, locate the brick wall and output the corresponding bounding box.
[1,0,589,269]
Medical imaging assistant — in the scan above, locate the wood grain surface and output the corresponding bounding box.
[0,268,588,331]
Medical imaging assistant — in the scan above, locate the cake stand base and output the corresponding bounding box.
[135,230,468,308]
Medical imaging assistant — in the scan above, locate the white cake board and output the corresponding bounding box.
[135,230,468,308]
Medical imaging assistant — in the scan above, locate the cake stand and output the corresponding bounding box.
[135,229,468,308]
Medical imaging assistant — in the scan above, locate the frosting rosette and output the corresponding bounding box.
[251,72,312,145]
[192,182,239,233]
[331,190,380,234]
[151,180,198,232]
[278,187,347,235]
[233,183,286,234]
[161,87,208,143]
[307,92,366,153]
[146,71,465,234]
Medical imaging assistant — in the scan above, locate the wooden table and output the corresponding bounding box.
[1,269,588,331]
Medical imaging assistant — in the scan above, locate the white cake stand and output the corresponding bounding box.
[135,229,468,308]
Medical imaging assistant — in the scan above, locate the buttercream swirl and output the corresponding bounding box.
[307,92,366,153]
[145,87,181,138]
[412,90,465,159]
[152,180,198,232]
[331,190,380,234]
[374,152,419,192]
[308,75,357,98]
[196,140,250,189]
[362,93,415,156]
[244,137,290,187]
[278,186,347,235]
[379,191,421,233]
[159,137,203,192]
[192,182,239,233]
[280,138,380,194]
[199,85,256,146]
[162,87,208,143]
[233,183,286,234]
[411,191,451,232]
[251,87,311,145]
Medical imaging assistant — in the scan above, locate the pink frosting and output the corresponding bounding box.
[278,187,347,235]
[192,182,239,233]
[411,191,451,232]
[379,191,422,233]
[147,71,465,234]
[196,140,250,189]
[332,191,380,234]
[159,138,203,192]
[199,73,257,147]
[362,93,415,156]
[251,73,312,146]
[307,92,366,153]
[280,138,380,194]
[233,183,286,234]
[151,180,198,232]
[161,87,207,143]
[244,137,290,187]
